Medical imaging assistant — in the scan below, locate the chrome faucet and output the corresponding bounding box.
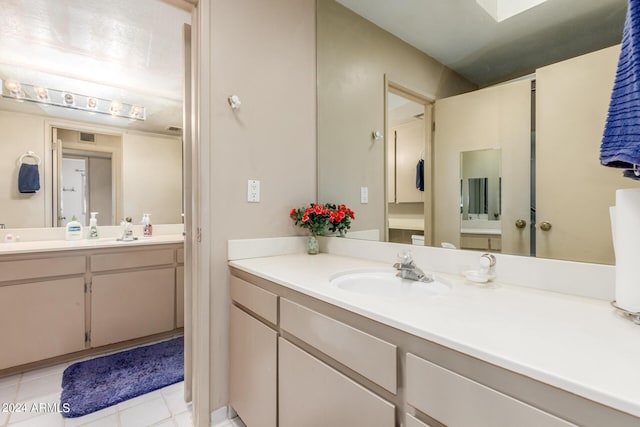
[393,251,433,283]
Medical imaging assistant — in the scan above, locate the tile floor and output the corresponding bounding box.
[0,359,243,427]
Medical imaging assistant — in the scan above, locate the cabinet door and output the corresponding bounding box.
[229,306,277,427]
[91,268,175,347]
[279,337,395,427]
[0,278,85,369]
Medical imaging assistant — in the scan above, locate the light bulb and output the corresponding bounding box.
[62,93,75,106]
[109,101,122,115]
[34,87,49,101]
[87,97,98,110]
[4,80,21,97]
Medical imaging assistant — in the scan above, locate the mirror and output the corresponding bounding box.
[460,149,501,222]
[317,0,629,264]
[0,0,189,229]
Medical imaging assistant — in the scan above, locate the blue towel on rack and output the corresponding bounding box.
[416,159,424,191]
[18,163,40,193]
[601,0,640,178]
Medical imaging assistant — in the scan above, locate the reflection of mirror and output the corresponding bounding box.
[317,0,632,265]
[460,149,502,252]
[0,0,190,229]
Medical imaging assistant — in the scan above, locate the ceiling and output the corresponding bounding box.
[0,0,191,135]
[337,0,627,86]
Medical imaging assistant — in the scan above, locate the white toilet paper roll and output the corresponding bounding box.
[615,189,640,312]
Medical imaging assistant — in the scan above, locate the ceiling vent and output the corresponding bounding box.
[80,132,96,143]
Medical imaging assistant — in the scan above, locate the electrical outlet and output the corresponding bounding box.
[360,186,368,204]
[248,180,260,202]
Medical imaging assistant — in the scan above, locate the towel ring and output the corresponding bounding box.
[18,151,41,166]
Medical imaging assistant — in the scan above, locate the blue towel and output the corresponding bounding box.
[18,163,40,193]
[601,0,640,178]
[416,159,424,191]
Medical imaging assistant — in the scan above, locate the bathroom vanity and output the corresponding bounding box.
[0,237,184,372]
[228,245,640,427]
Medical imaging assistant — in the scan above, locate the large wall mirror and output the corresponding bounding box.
[0,0,189,229]
[317,0,638,265]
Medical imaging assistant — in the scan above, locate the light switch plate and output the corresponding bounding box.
[360,186,368,204]
[248,179,260,202]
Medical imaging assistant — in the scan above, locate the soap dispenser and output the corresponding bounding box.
[65,216,83,241]
[142,213,153,237]
[89,212,99,239]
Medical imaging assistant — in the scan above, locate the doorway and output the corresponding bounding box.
[60,151,113,226]
[385,82,433,245]
[52,126,122,227]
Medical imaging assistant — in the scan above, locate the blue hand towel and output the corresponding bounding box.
[601,0,640,178]
[416,159,424,191]
[18,163,40,193]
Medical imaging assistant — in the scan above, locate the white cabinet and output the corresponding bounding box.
[229,306,277,427]
[279,337,395,427]
[230,277,278,427]
[91,268,175,347]
[0,277,85,370]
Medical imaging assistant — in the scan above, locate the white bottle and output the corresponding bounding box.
[142,213,153,237]
[65,216,83,241]
[89,212,99,239]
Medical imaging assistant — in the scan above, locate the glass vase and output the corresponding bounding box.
[307,235,319,255]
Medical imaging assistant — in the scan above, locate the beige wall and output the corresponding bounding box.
[207,0,317,410]
[122,132,182,224]
[0,111,47,228]
[317,0,476,237]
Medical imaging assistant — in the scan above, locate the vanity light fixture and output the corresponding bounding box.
[109,101,122,115]
[4,80,21,98]
[86,97,98,110]
[34,86,49,102]
[63,93,75,106]
[0,79,146,121]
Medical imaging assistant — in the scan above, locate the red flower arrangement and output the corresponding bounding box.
[289,203,355,236]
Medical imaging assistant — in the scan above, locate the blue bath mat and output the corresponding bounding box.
[60,337,184,418]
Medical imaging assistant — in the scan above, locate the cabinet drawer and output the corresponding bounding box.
[280,298,397,394]
[460,235,491,250]
[406,353,575,427]
[279,338,395,427]
[0,278,85,369]
[90,249,174,272]
[231,276,278,325]
[0,256,85,283]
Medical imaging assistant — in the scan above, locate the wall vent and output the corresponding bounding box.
[166,126,183,133]
[80,132,96,143]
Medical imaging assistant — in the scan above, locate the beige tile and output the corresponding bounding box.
[20,365,66,383]
[114,390,158,411]
[118,397,171,427]
[16,374,61,401]
[76,413,119,427]
[161,387,191,416]
[0,383,18,405]
[152,418,177,427]
[0,373,21,389]
[6,392,61,424]
[172,411,193,427]
[63,406,118,427]
[7,410,64,427]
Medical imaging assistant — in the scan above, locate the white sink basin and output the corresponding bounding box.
[329,268,450,298]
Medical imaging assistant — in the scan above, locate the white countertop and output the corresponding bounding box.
[229,253,640,418]
[0,234,184,255]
